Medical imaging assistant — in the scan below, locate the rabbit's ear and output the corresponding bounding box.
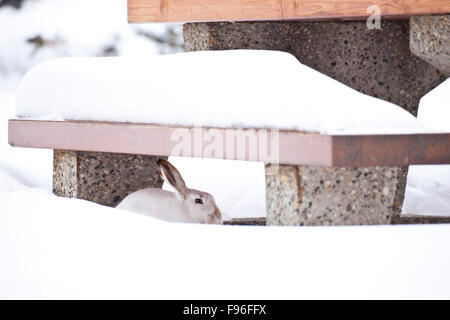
[158,160,188,200]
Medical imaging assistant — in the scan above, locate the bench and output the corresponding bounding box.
[8,120,450,167]
[8,1,450,226]
[8,117,450,225]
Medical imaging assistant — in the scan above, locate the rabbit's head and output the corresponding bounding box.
[158,160,223,224]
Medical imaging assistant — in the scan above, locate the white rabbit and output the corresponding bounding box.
[116,160,223,224]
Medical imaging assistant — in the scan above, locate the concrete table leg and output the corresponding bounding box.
[265,165,407,226]
[53,150,166,207]
[410,15,450,76]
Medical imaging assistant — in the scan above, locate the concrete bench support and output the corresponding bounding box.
[410,15,450,76]
[53,150,166,207]
[266,165,407,226]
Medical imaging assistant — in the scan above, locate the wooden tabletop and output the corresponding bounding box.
[128,0,450,23]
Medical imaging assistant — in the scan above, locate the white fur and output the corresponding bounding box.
[116,160,222,224]
[118,189,190,222]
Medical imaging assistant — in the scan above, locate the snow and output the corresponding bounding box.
[15,50,435,135]
[403,78,450,216]
[0,0,182,83]
[417,78,450,132]
[1,0,450,299]
[2,188,450,299]
[0,90,53,190]
[164,157,266,219]
[0,170,27,192]
[403,166,450,216]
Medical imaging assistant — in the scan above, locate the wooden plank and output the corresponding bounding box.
[127,0,450,23]
[332,134,450,166]
[8,119,450,167]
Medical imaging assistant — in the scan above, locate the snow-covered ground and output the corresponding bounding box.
[1,0,450,299]
[3,192,450,299]
[3,94,450,298]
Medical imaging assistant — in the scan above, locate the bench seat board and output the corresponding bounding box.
[127,0,450,23]
[9,119,450,167]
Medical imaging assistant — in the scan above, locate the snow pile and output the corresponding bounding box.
[2,188,450,299]
[15,50,434,135]
[403,79,450,216]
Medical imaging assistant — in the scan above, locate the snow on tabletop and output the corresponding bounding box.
[416,78,450,133]
[15,50,434,135]
[403,78,450,216]
[1,187,450,299]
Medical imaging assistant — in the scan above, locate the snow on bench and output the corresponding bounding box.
[14,50,431,135]
[9,50,450,166]
[127,0,450,23]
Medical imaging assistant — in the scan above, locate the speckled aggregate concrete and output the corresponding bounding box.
[265,165,407,226]
[410,15,450,76]
[184,21,446,116]
[53,150,166,207]
[53,150,78,199]
[183,20,448,225]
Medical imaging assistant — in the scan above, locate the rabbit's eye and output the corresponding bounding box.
[195,198,203,205]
